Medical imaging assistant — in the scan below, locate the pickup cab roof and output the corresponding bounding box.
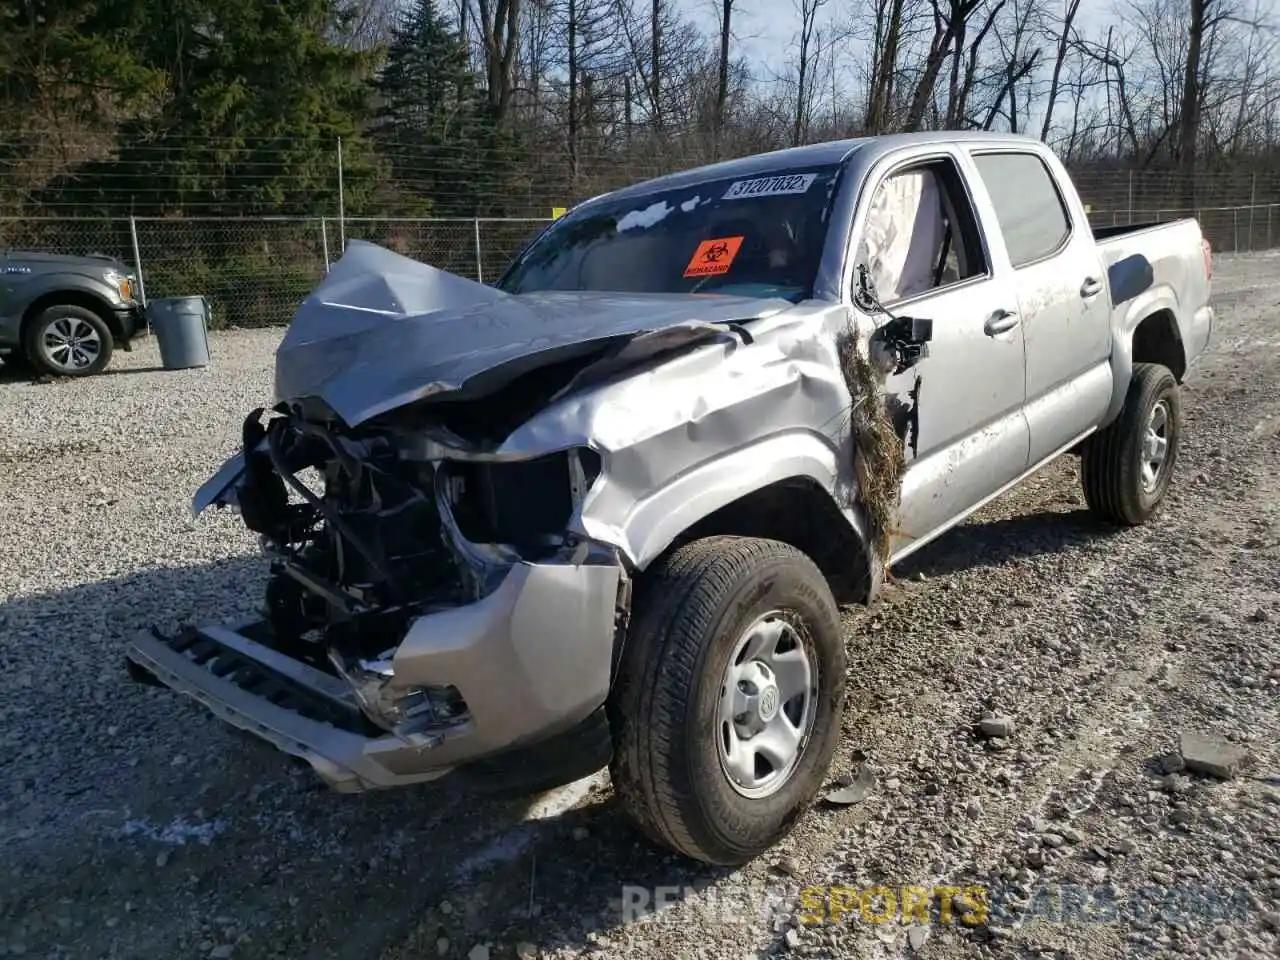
[595,131,1051,208]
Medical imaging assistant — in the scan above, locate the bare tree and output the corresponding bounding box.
[980,0,1042,131]
[904,0,986,132]
[715,0,739,145]
[864,0,912,133]
[475,0,523,122]
[792,0,831,145]
[947,0,1006,127]
[1074,26,1142,159]
[1040,0,1084,139]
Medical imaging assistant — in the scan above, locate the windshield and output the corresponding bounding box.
[498,164,844,301]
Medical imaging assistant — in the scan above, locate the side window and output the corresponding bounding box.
[856,158,987,305]
[971,152,1071,267]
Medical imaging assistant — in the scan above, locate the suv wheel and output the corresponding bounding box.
[1080,362,1181,525]
[24,304,114,377]
[608,535,846,865]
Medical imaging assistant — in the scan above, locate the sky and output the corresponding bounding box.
[671,0,1113,83]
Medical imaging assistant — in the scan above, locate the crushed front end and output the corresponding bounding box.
[126,399,628,793]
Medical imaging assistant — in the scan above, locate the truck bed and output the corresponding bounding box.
[1092,216,1214,370]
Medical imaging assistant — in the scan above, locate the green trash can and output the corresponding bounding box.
[148,296,212,370]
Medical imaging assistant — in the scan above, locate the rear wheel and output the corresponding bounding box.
[608,536,846,865]
[1080,362,1181,525]
[23,304,114,377]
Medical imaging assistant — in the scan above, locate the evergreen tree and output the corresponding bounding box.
[370,0,490,216]
[40,0,378,216]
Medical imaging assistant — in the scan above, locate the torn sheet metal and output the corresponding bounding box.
[203,237,896,590]
[275,240,791,428]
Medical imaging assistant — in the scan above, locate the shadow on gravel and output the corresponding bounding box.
[0,556,725,959]
[893,507,1123,580]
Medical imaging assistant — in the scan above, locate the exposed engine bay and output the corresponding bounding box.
[230,396,608,746]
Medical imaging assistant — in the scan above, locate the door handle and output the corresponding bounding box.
[984,309,1020,336]
[1080,277,1103,298]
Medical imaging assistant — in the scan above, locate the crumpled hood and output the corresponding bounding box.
[275,241,789,427]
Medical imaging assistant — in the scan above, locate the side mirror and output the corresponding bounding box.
[853,263,879,311]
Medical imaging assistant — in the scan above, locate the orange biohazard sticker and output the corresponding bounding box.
[684,236,744,277]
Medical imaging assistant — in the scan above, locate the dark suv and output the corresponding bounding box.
[0,251,145,377]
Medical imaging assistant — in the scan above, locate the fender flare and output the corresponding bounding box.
[1101,286,1181,428]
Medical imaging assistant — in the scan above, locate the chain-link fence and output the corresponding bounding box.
[1,196,1274,329]
[0,215,553,328]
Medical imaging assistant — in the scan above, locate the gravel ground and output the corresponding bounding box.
[1,254,1278,960]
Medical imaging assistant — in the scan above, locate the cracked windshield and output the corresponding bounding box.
[498,165,843,301]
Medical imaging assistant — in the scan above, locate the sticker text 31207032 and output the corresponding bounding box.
[722,173,818,200]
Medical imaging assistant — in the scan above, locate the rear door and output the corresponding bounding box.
[966,148,1113,465]
[846,147,1030,559]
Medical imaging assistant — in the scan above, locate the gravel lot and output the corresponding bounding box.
[2,254,1278,960]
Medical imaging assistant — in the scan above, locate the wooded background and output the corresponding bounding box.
[2,0,1275,324]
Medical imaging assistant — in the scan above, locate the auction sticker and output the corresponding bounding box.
[684,236,745,277]
[723,173,818,200]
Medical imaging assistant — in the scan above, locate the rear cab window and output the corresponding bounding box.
[498,165,844,302]
[969,151,1072,267]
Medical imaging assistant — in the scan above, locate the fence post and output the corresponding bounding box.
[337,137,346,254]
[1127,170,1133,224]
[321,217,331,272]
[128,216,149,329]
[474,218,484,283]
[1234,208,1239,252]
[1248,174,1257,251]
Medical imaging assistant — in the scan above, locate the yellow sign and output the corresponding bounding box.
[552,206,567,219]
[1084,203,1092,214]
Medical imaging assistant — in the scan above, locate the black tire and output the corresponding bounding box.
[23,304,114,377]
[1080,361,1181,525]
[608,535,846,865]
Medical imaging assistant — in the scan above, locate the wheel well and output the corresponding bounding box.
[667,477,873,606]
[21,291,121,342]
[1132,309,1186,382]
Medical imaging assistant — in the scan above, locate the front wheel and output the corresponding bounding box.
[608,536,847,865]
[1080,362,1181,525]
[23,304,114,377]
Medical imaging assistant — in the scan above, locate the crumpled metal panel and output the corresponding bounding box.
[199,238,881,583]
[275,240,794,428]
[479,300,874,570]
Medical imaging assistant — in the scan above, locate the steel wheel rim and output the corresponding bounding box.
[39,316,102,372]
[1140,399,1171,493]
[716,610,818,800]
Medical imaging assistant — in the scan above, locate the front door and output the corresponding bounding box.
[848,152,1029,560]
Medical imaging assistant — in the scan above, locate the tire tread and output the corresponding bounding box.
[1080,362,1179,526]
[609,535,843,864]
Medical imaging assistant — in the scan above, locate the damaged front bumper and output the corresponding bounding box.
[125,557,621,793]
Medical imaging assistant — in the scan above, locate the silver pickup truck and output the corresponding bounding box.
[125,131,1213,866]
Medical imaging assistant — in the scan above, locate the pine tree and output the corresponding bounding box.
[39,0,378,216]
[370,0,490,216]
